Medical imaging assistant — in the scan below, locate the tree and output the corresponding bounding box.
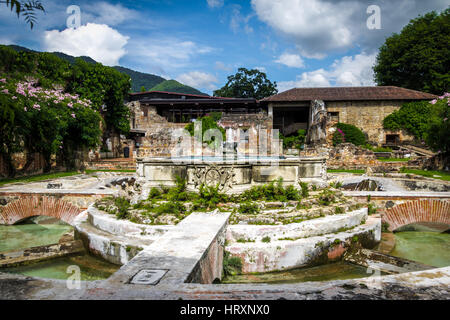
[140,86,146,92]
[213,68,278,100]
[425,95,450,153]
[373,9,450,95]
[1,0,45,29]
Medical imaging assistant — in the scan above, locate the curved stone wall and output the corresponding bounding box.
[0,195,82,225]
[382,199,450,231]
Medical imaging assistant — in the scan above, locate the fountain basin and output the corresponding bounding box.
[136,156,327,192]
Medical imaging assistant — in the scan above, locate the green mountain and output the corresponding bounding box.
[150,80,207,96]
[113,66,166,93]
[6,45,208,95]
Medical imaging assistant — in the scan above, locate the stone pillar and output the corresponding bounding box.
[306,100,328,145]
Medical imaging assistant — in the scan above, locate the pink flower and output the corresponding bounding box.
[1,89,9,94]
[71,113,76,118]
[0,79,6,83]
[33,104,40,110]
[430,99,437,105]
[24,107,27,111]
[68,102,73,108]
[12,96,17,100]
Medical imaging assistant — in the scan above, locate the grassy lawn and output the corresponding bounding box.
[0,169,136,186]
[378,158,409,162]
[0,171,80,186]
[327,169,365,174]
[400,169,450,181]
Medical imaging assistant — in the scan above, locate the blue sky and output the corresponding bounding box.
[0,0,448,94]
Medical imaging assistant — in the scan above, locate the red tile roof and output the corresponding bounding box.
[262,86,437,102]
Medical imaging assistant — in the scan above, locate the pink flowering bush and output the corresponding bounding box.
[0,77,102,175]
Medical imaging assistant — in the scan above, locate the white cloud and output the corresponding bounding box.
[207,0,224,8]
[275,52,305,68]
[176,71,218,90]
[252,0,449,58]
[126,38,214,75]
[254,66,267,73]
[0,38,12,45]
[277,52,376,92]
[83,2,140,26]
[44,23,129,66]
[251,0,359,57]
[230,5,254,34]
[215,61,232,72]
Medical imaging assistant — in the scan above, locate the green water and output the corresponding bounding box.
[3,254,119,281]
[0,223,72,252]
[0,222,119,281]
[390,231,450,268]
[222,262,380,284]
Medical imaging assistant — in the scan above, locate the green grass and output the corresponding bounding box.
[327,169,365,174]
[0,171,80,186]
[400,168,450,181]
[0,169,136,186]
[378,158,409,162]
[85,169,135,173]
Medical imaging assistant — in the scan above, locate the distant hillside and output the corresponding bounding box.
[151,80,207,96]
[113,66,166,92]
[6,45,208,96]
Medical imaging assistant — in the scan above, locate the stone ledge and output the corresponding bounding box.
[0,240,85,268]
[227,208,368,242]
[226,215,380,273]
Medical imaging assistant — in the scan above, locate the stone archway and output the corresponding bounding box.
[0,195,82,225]
[383,199,450,231]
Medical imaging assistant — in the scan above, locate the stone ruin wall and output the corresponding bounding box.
[128,101,278,158]
[326,100,415,145]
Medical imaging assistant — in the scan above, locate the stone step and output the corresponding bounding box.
[0,240,85,268]
[74,219,154,265]
[226,215,381,273]
[227,208,368,242]
[344,248,433,274]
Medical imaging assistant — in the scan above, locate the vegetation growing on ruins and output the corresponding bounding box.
[332,123,366,147]
[185,113,226,148]
[279,129,306,150]
[222,251,243,277]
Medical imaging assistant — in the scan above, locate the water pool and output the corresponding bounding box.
[0,223,72,252]
[221,261,383,284]
[390,231,450,268]
[2,254,119,281]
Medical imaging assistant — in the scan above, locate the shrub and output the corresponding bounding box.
[148,187,162,200]
[238,202,260,215]
[113,197,131,220]
[223,252,243,277]
[151,201,186,215]
[166,175,189,202]
[239,178,300,202]
[332,123,366,146]
[192,184,229,210]
[368,203,377,215]
[299,182,309,198]
[262,236,271,243]
[279,129,306,150]
[318,190,336,206]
